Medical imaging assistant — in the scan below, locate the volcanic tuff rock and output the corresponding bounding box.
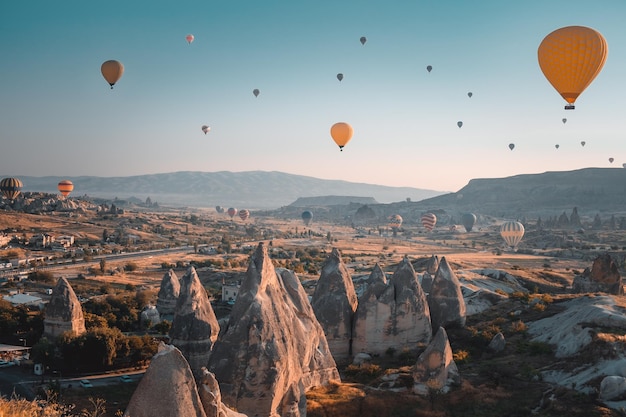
[123,343,208,417]
[43,277,86,338]
[419,255,440,295]
[157,269,181,316]
[208,243,339,417]
[140,305,161,327]
[169,267,220,378]
[311,248,358,361]
[427,257,466,331]
[413,327,460,395]
[572,253,624,295]
[353,257,432,356]
[199,368,247,417]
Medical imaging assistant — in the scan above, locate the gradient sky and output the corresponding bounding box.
[2,0,626,193]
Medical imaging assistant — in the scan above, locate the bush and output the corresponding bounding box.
[27,270,55,283]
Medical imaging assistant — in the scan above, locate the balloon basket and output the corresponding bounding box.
[564,105,575,110]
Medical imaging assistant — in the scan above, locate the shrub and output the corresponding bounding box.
[453,349,470,363]
[510,320,527,333]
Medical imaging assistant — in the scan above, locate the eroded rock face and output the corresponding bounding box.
[124,343,207,417]
[311,248,358,361]
[157,269,181,316]
[420,255,439,295]
[413,327,460,395]
[169,267,220,378]
[199,368,247,417]
[572,253,623,295]
[43,277,86,338]
[208,243,339,417]
[352,257,432,356]
[428,257,466,331]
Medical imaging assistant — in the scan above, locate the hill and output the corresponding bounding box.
[10,171,446,210]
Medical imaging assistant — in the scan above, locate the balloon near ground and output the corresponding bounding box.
[101,60,124,89]
[238,209,250,221]
[301,210,313,226]
[388,214,403,229]
[421,213,437,231]
[0,177,23,200]
[330,122,353,151]
[461,212,476,232]
[538,26,608,110]
[57,180,74,197]
[215,206,224,213]
[227,208,238,219]
[500,221,525,249]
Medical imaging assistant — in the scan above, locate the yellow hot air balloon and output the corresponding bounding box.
[330,122,353,151]
[538,26,607,110]
[101,60,124,89]
[57,180,74,197]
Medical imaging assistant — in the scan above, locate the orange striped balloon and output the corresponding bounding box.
[421,213,437,231]
[0,177,23,200]
[238,209,250,221]
[57,180,74,197]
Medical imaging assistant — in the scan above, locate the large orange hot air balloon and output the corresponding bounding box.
[101,60,124,89]
[330,122,353,151]
[57,180,74,197]
[538,26,608,110]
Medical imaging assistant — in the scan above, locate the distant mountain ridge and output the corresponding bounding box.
[10,171,446,209]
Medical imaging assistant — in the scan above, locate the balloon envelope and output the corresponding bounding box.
[426,65,432,72]
[538,26,608,108]
[609,158,614,163]
[555,144,560,149]
[0,177,23,200]
[202,125,210,134]
[301,210,313,226]
[101,60,124,89]
[57,180,74,197]
[185,34,194,44]
[421,213,437,231]
[227,208,238,218]
[215,206,224,213]
[500,221,525,249]
[389,214,403,229]
[253,89,260,97]
[360,36,367,45]
[509,143,515,150]
[562,118,567,124]
[337,73,343,82]
[457,121,463,128]
[330,122,353,151]
[238,209,250,221]
[581,141,586,147]
[468,92,473,98]
[461,213,476,232]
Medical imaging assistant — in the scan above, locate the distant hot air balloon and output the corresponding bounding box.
[360,36,367,45]
[301,210,313,226]
[509,143,515,151]
[185,34,194,44]
[253,89,260,97]
[202,125,210,135]
[0,177,23,200]
[467,92,473,98]
[337,73,343,82]
[500,221,525,249]
[562,118,567,124]
[538,26,608,110]
[555,144,560,149]
[57,180,74,197]
[581,141,586,147]
[457,121,463,128]
[330,122,353,151]
[421,213,437,232]
[609,157,614,163]
[461,213,476,232]
[238,209,250,221]
[389,214,403,229]
[227,207,238,219]
[215,206,224,213]
[101,60,124,89]
[426,65,433,73]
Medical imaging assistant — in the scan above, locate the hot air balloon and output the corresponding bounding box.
[0,177,23,200]
[457,121,463,128]
[337,73,343,82]
[360,36,367,45]
[461,213,476,232]
[185,34,194,44]
[609,157,614,163]
[509,143,515,151]
[538,26,608,110]
[421,213,437,231]
[101,60,124,89]
[57,180,74,197]
[253,89,260,97]
[238,209,250,221]
[562,118,567,124]
[227,208,238,219]
[215,206,224,213]
[426,65,432,73]
[389,214,403,229]
[581,141,586,147]
[555,144,560,149]
[623,163,626,169]
[301,210,313,226]
[500,221,525,249]
[202,125,210,135]
[330,122,353,151]
[467,92,473,98]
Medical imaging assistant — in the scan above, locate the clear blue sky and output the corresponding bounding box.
[1,0,625,193]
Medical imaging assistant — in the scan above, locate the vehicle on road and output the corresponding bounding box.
[119,375,132,383]
[79,379,93,388]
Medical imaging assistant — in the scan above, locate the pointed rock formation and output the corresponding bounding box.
[169,266,220,378]
[353,257,432,356]
[311,248,358,361]
[199,368,247,417]
[428,257,466,331]
[572,253,624,295]
[43,277,86,338]
[123,343,207,417]
[208,243,339,417]
[413,327,460,395]
[419,255,439,294]
[157,269,181,316]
